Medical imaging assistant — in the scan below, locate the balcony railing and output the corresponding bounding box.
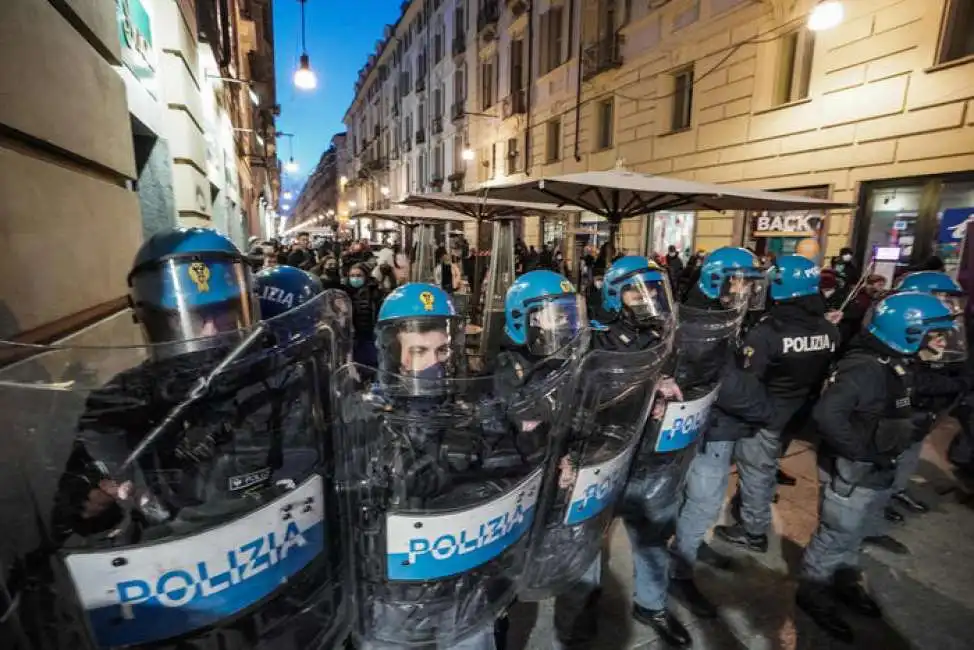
[431,115,444,134]
[501,88,527,119]
[451,100,466,121]
[415,76,426,93]
[477,1,500,33]
[583,33,625,81]
[415,129,426,144]
[452,35,467,58]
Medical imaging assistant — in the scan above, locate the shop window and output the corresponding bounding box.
[939,0,974,64]
[774,28,814,105]
[596,99,614,150]
[546,119,562,163]
[539,7,565,75]
[671,67,694,131]
[648,212,696,259]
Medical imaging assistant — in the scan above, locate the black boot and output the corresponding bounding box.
[892,490,929,513]
[884,506,905,523]
[697,542,733,570]
[833,571,882,618]
[796,582,854,643]
[669,576,718,619]
[632,604,692,647]
[776,469,798,486]
[863,535,910,555]
[713,523,768,553]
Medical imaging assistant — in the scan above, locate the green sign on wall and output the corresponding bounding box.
[117,0,157,96]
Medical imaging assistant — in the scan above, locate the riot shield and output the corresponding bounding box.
[0,290,353,650]
[334,347,580,647]
[518,337,671,600]
[623,303,744,518]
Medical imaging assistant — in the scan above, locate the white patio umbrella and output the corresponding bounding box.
[465,170,852,254]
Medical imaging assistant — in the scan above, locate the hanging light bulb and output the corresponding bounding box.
[808,1,844,31]
[283,191,293,200]
[294,54,318,90]
[285,157,299,173]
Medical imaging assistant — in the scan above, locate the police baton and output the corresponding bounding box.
[118,322,270,473]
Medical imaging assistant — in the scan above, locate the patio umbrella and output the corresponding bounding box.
[359,206,475,284]
[400,194,579,359]
[465,170,852,257]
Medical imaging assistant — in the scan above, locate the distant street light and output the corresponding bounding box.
[349,200,357,208]
[808,1,844,31]
[327,209,336,217]
[281,204,291,211]
[293,1,318,91]
[461,148,475,161]
[283,191,293,200]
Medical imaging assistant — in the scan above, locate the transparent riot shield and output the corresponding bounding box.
[480,218,518,359]
[0,290,352,650]
[519,337,671,600]
[622,304,744,519]
[334,343,581,647]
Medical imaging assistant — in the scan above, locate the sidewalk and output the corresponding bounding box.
[507,423,974,649]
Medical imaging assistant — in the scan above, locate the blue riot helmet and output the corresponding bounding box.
[254,265,323,342]
[127,227,258,355]
[602,256,674,328]
[696,246,765,310]
[866,290,960,357]
[893,271,967,362]
[505,270,587,356]
[375,283,465,396]
[769,254,821,301]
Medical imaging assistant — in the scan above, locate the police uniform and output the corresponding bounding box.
[725,298,838,543]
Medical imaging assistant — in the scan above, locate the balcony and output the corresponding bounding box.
[415,76,426,93]
[403,138,413,152]
[452,35,467,58]
[583,33,625,81]
[415,129,426,144]
[431,115,444,135]
[451,100,466,122]
[448,171,466,193]
[477,1,500,34]
[501,88,527,119]
[368,157,389,172]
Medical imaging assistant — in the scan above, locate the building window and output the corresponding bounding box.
[480,57,495,110]
[671,67,694,131]
[540,7,564,75]
[509,37,524,93]
[434,21,445,62]
[489,143,497,179]
[546,118,561,163]
[939,0,974,64]
[433,143,444,180]
[596,99,614,150]
[454,66,465,102]
[774,29,814,106]
[454,135,465,170]
[507,136,520,175]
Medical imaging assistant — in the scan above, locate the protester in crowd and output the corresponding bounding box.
[346,263,383,367]
[286,231,316,271]
[665,245,684,291]
[434,250,463,294]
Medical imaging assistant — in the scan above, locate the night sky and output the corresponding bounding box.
[273,0,402,199]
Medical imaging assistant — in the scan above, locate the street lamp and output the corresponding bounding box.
[327,209,336,217]
[283,191,293,200]
[282,204,291,211]
[349,200,357,208]
[293,1,318,90]
[461,148,475,161]
[380,186,390,197]
[276,131,299,173]
[285,158,299,173]
[808,1,844,31]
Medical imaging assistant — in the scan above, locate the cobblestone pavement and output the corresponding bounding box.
[507,423,974,650]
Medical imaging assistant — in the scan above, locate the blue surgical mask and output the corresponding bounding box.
[349,277,365,288]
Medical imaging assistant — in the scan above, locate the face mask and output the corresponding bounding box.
[349,277,365,288]
[413,362,447,382]
[594,280,604,289]
[822,289,835,298]
[841,254,852,262]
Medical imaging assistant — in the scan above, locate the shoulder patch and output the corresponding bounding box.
[741,346,755,368]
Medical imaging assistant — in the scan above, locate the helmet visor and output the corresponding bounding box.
[614,271,675,325]
[525,294,587,357]
[130,258,256,344]
[747,275,769,311]
[921,324,967,363]
[718,269,765,311]
[376,316,466,396]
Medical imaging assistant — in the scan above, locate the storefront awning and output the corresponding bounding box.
[465,171,853,222]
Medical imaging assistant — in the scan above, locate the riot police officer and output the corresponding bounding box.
[798,291,959,643]
[8,228,351,650]
[337,282,580,649]
[669,247,771,624]
[862,271,970,554]
[714,255,839,552]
